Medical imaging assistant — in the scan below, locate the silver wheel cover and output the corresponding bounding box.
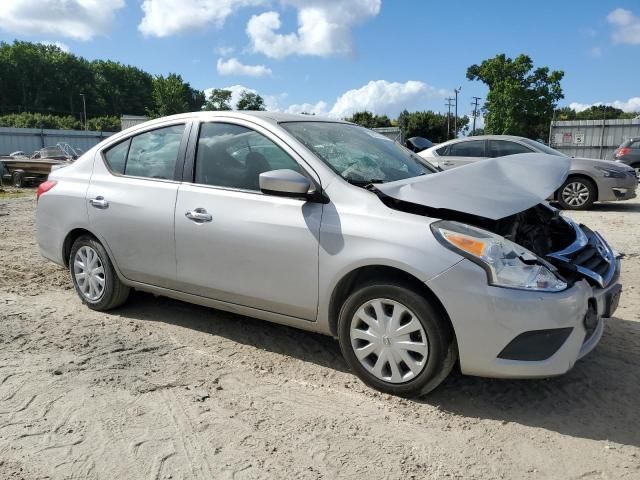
[561,181,590,207]
[349,298,429,384]
[73,246,106,301]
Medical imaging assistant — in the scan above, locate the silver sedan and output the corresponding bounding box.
[36,112,622,397]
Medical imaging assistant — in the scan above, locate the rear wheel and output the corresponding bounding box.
[69,235,130,311]
[557,177,596,210]
[338,281,457,397]
[12,171,24,188]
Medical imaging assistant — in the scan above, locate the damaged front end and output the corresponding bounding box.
[372,154,619,290]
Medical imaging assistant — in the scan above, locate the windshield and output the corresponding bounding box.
[281,122,437,185]
[521,138,567,157]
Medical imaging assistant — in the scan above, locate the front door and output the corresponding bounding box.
[174,121,322,320]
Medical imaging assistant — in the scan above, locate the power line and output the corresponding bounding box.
[454,87,461,138]
[471,96,481,135]
[445,97,454,139]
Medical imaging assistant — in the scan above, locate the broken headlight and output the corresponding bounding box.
[431,220,567,292]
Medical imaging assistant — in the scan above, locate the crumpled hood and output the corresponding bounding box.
[376,153,570,220]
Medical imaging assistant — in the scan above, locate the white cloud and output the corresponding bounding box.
[215,45,235,56]
[205,79,450,118]
[607,8,640,45]
[0,0,124,40]
[589,46,602,57]
[246,0,381,58]
[39,40,70,53]
[285,101,330,115]
[570,97,640,113]
[139,0,263,37]
[217,57,272,77]
[329,80,448,118]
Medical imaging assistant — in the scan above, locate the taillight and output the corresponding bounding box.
[36,180,57,202]
[615,147,631,158]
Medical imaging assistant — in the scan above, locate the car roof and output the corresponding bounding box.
[438,134,533,145]
[135,111,348,128]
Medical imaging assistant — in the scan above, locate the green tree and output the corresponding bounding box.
[466,53,564,139]
[86,116,120,131]
[236,91,265,111]
[575,105,636,120]
[397,110,469,143]
[345,111,392,128]
[147,73,201,118]
[204,89,233,111]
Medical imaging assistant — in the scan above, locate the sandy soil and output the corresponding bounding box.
[0,191,639,480]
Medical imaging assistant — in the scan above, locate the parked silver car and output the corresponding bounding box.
[419,135,638,210]
[36,113,622,397]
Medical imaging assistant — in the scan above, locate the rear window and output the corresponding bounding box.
[631,140,640,149]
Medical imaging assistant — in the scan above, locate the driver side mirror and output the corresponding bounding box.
[259,169,312,199]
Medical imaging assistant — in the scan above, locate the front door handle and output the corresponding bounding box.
[441,160,453,166]
[89,196,109,209]
[185,208,213,223]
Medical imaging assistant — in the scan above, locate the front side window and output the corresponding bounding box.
[448,140,485,157]
[281,122,436,185]
[103,125,184,179]
[195,123,302,191]
[488,140,533,158]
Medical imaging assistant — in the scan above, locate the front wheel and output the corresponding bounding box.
[557,177,596,210]
[337,281,457,397]
[69,235,130,311]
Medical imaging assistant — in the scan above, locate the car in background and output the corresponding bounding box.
[405,136,433,153]
[613,137,640,176]
[419,135,638,210]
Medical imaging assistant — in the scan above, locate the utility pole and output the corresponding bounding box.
[445,97,454,139]
[471,96,481,135]
[80,93,87,131]
[453,87,461,137]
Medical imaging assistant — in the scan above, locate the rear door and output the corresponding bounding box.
[438,140,487,169]
[174,120,322,320]
[87,121,189,288]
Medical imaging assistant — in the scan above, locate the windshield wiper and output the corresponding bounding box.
[345,178,385,187]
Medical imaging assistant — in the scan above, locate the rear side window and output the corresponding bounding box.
[103,124,185,179]
[448,140,485,157]
[488,140,533,158]
[435,145,449,156]
[631,140,640,149]
[104,139,130,174]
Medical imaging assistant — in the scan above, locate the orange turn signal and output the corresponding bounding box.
[443,232,487,257]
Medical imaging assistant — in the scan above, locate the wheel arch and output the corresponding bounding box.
[556,173,599,201]
[327,265,456,344]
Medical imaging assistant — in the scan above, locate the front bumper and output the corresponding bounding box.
[597,174,638,202]
[426,258,621,379]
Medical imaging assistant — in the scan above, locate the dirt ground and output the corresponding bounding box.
[1,190,639,480]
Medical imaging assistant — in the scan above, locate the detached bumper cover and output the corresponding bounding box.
[426,258,621,379]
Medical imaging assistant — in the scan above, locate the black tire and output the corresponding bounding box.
[69,235,130,311]
[337,281,457,398]
[12,171,24,188]
[557,177,596,210]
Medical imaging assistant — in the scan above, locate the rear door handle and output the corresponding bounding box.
[185,208,212,223]
[89,196,109,209]
[441,161,454,166]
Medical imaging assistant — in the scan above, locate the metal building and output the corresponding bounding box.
[0,127,115,156]
[549,118,640,160]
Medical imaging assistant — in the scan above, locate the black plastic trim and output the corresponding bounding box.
[497,327,574,361]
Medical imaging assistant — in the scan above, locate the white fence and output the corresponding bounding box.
[0,127,116,156]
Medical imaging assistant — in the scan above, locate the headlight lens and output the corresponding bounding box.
[594,166,627,178]
[431,221,567,292]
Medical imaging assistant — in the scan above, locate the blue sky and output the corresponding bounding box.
[1,0,639,119]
